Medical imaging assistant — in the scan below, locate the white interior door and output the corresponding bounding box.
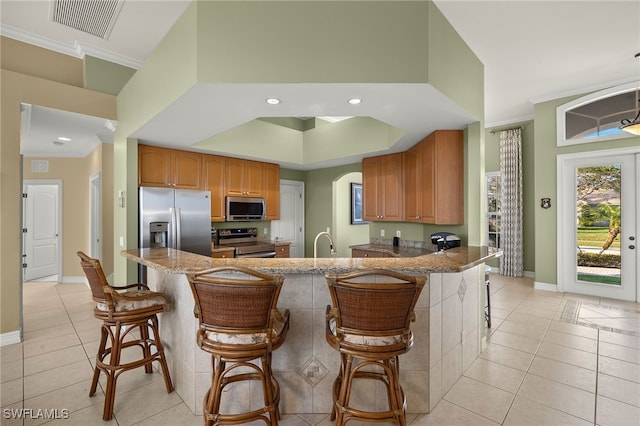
[23,181,61,281]
[559,151,638,301]
[271,180,305,257]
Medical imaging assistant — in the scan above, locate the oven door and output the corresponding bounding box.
[235,251,276,258]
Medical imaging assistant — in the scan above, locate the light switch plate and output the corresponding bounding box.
[380,229,385,237]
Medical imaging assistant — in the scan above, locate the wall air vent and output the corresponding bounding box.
[50,0,125,39]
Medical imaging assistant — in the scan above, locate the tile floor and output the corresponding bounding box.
[1,274,639,425]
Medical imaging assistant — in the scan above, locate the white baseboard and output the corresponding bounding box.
[486,267,535,279]
[534,281,559,292]
[0,330,22,347]
[524,270,535,278]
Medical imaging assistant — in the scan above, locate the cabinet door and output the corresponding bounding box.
[433,130,464,224]
[225,158,245,196]
[172,150,203,189]
[275,244,290,258]
[139,145,171,187]
[362,157,379,221]
[380,153,404,221]
[420,135,437,223]
[352,249,386,258]
[404,145,420,222]
[203,155,226,222]
[264,163,280,220]
[212,249,234,258]
[244,161,264,197]
[225,158,264,196]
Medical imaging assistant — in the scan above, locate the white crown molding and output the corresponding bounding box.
[485,115,534,130]
[529,76,639,105]
[1,25,142,70]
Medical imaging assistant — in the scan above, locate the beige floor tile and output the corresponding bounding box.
[23,345,89,376]
[22,314,72,334]
[529,356,596,392]
[599,329,640,350]
[463,357,525,393]
[23,359,93,400]
[596,395,640,426]
[543,329,597,353]
[548,320,599,339]
[22,332,82,358]
[22,323,77,342]
[23,380,106,422]
[1,358,23,383]
[97,365,165,397]
[599,355,640,383]
[599,341,640,365]
[486,329,541,354]
[536,341,597,371]
[0,343,23,364]
[41,402,110,426]
[478,343,534,371]
[131,402,202,426]
[443,376,514,423]
[597,373,640,407]
[1,377,23,407]
[503,395,592,426]
[110,380,184,426]
[412,399,499,426]
[504,311,551,328]
[517,374,595,422]
[497,319,548,340]
[511,305,557,320]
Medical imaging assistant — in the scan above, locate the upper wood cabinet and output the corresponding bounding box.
[225,158,264,197]
[139,145,203,189]
[362,153,404,222]
[404,130,464,224]
[263,162,280,220]
[202,154,226,222]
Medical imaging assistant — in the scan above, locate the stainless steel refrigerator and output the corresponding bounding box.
[139,187,211,256]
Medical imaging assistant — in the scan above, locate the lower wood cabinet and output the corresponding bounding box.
[211,248,235,258]
[275,243,290,258]
[351,249,388,258]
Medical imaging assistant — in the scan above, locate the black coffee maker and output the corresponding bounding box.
[431,232,461,251]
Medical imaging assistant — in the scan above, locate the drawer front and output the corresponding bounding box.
[212,249,234,258]
[275,244,290,258]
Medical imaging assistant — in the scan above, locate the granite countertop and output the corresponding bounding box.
[122,246,501,275]
[350,243,434,258]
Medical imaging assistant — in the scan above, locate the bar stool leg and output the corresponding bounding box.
[90,325,108,397]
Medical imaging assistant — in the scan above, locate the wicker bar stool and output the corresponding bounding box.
[77,251,174,421]
[325,269,426,426]
[187,266,290,426]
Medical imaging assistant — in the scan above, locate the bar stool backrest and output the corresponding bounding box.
[187,266,284,340]
[77,251,109,304]
[326,269,426,345]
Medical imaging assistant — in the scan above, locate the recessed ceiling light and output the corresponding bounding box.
[348,98,362,105]
[57,136,71,141]
[266,98,280,105]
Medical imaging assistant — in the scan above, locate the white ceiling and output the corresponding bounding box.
[2,0,639,163]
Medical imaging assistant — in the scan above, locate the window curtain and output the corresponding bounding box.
[499,128,524,277]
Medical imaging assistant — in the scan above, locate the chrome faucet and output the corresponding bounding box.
[314,231,336,258]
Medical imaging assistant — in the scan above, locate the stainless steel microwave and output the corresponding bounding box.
[225,196,265,221]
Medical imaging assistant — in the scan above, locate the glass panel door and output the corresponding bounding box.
[562,153,637,301]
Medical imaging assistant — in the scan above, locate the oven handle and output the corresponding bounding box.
[235,251,277,258]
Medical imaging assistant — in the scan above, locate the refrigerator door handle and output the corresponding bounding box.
[169,207,177,249]
[175,207,182,250]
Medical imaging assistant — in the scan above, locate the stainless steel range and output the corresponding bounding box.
[216,227,276,258]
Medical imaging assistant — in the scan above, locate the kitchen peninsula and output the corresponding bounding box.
[122,247,500,416]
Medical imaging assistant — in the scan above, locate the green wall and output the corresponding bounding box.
[534,94,639,287]
[84,56,136,96]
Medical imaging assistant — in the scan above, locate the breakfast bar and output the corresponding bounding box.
[122,247,500,415]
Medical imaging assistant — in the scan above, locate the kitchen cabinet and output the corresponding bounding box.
[211,248,235,258]
[139,145,203,189]
[362,153,404,222]
[225,158,263,197]
[404,130,464,224]
[351,249,389,258]
[275,243,290,258]
[203,154,226,222]
[263,162,280,220]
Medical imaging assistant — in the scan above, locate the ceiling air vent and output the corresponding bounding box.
[50,0,125,39]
